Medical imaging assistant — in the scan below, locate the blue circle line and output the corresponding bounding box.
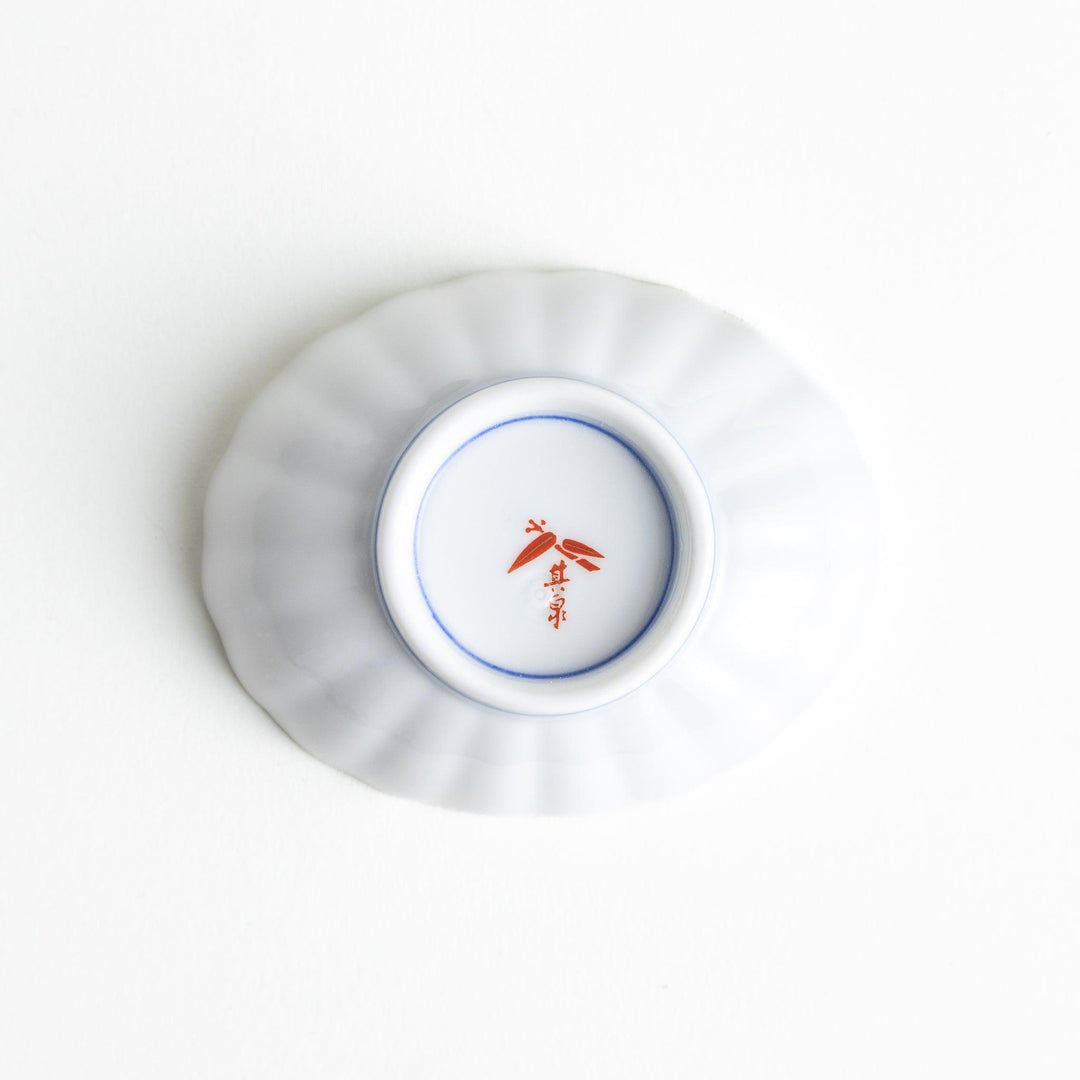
[412,414,677,680]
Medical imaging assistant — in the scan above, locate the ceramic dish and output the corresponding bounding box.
[203,270,874,813]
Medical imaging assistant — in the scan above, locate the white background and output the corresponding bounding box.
[2,2,1078,1077]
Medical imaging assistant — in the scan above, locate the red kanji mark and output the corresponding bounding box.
[544,560,570,589]
[547,594,567,629]
[508,518,605,630]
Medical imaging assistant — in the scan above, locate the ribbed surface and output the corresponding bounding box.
[203,270,875,813]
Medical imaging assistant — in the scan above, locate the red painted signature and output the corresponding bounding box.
[507,518,604,630]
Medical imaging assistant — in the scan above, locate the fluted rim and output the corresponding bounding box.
[202,269,875,814]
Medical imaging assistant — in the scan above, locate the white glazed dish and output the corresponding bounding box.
[203,269,874,814]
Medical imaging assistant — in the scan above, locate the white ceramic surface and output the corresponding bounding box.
[376,377,715,716]
[203,270,875,814]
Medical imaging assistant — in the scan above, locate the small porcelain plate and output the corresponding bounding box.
[203,270,874,814]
